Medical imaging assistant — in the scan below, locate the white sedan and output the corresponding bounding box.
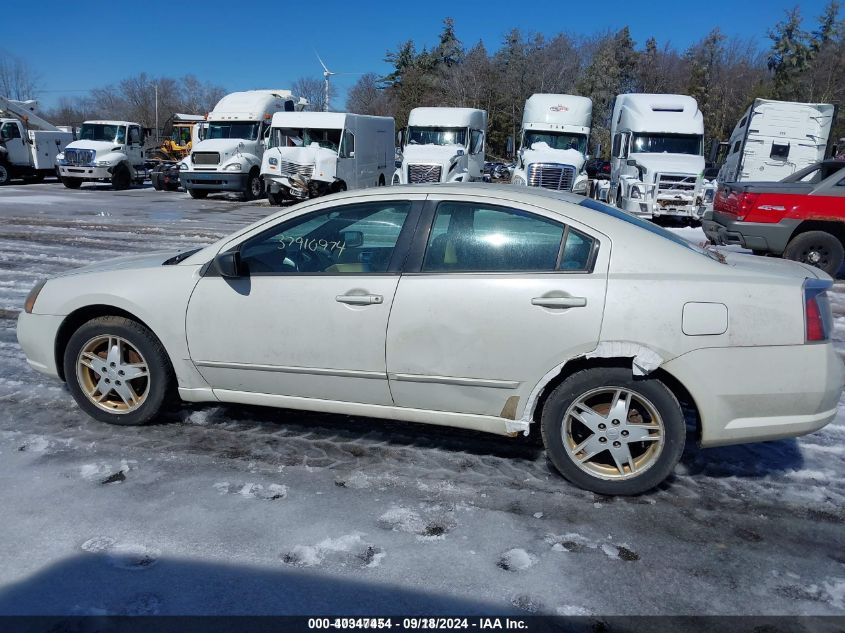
[17,184,845,495]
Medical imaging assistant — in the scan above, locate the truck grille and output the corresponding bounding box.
[64,149,95,166]
[276,160,314,179]
[408,164,442,183]
[192,152,220,166]
[656,173,697,196]
[527,163,575,190]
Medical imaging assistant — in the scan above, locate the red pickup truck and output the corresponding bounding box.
[703,159,845,275]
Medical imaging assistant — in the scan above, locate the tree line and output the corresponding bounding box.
[346,4,845,159]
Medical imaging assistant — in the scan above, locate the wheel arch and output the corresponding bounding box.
[527,355,702,443]
[54,304,172,381]
[786,220,845,250]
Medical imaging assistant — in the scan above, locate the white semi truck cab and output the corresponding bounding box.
[0,97,73,185]
[610,94,705,221]
[57,120,146,190]
[261,112,394,204]
[179,90,305,200]
[396,107,486,184]
[511,94,592,195]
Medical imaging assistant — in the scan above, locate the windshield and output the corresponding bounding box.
[271,127,342,151]
[407,126,468,147]
[79,123,126,143]
[631,133,702,155]
[171,125,192,144]
[206,121,260,141]
[523,131,587,154]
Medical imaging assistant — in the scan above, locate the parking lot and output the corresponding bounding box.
[1,181,845,616]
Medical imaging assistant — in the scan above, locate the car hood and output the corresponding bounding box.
[55,251,184,278]
[721,250,824,280]
[522,144,585,171]
[633,153,704,177]
[66,140,120,154]
[403,144,464,164]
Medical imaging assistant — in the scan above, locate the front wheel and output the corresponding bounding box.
[63,316,175,426]
[540,367,685,495]
[188,188,208,199]
[243,171,264,201]
[0,163,11,185]
[61,177,82,189]
[783,231,844,277]
[267,188,286,205]
[111,164,131,190]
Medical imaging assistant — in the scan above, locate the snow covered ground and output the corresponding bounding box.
[0,182,844,616]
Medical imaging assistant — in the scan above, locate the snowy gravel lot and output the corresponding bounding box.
[1,182,844,616]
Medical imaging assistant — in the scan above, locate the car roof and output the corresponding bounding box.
[323,182,585,206]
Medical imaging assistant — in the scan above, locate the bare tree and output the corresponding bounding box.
[0,50,39,100]
[346,73,393,116]
[292,76,327,111]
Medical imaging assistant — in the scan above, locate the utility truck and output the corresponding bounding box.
[179,90,306,200]
[717,99,835,184]
[261,111,394,204]
[609,94,706,222]
[57,121,147,190]
[395,107,486,184]
[0,97,73,185]
[511,94,591,195]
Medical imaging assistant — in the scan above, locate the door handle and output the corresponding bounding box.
[336,294,384,305]
[531,296,587,309]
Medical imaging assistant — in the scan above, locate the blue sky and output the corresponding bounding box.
[3,0,835,110]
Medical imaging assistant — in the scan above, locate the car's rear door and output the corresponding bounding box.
[386,194,609,419]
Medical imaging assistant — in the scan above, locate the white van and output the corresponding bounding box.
[261,112,394,203]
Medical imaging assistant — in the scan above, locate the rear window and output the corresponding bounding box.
[578,199,708,256]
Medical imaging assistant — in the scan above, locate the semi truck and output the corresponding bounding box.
[0,96,73,185]
[510,94,591,195]
[395,107,486,184]
[179,90,306,200]
[261,111,394,204]
[717,99,835,184]
[609,93,706,222]
[57,120,147,190]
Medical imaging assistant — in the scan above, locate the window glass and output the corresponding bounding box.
[524,131,586,154]
[340,130,355,157]
[470,129,484,155]
[129,127,141,144]
[239,202,410,274]
[631,133,702,155]
[611,134,621,158]
[406,127,467,147]
[560,228,595,271]
[732,141,741,153]
[770,143,789,160]
[422,202,565,272]
[797,167,823,184]
[206,121,260,141]
[1,122,20,139]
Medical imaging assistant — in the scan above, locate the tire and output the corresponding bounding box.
[111,164,131,190]
[0,163,10,185]
[540,367,685,495]
[331,181,347,194]
[243,171,264,201]
[61,177,82,189]
[267,188,285,205]
[615,188,623,209]
[188,188,208,199]
[783,231,844,276]
[63,316,175,426]
[378,174,386,186]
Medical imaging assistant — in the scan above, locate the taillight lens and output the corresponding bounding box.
[736,192,760,221]
[804,280,833,342]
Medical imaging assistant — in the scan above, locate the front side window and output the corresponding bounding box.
[206,121,260,141]
[770,142,789,159]
[129,127,141,145]
[523,131,587,154]
[406,126,468,147]
[422,202,579,273]
[239,202,411,274]
[631,133,702,155]
[470,129,484,155]
[340,130,355,158]
[0,122,20,140]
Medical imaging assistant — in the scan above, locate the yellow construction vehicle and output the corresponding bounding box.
[146,113,205,162]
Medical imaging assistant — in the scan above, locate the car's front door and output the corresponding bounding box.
[127,126,144,175]
[386,196,609,419]
[0,121,28,166]
[186,197,422,405]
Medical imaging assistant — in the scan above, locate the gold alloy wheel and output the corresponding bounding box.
[76,335,150,413]
[562,387,665,480]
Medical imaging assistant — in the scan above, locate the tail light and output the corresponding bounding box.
[804,279,833,342]
[713,188,759,220]
[735,192,760,221]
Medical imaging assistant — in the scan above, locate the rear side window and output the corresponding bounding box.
[770,142,789,160]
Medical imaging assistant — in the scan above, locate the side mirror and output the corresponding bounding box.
[213,251,243,278]
[506,136,514,156]
[339,230,364,248]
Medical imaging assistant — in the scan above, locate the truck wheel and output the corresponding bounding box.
[540,367,685,495]
[111,165,131,190]
[61,177,82,189]
[784,231,844,276]
[188,189,209,199]
[243,172,263,201]
[267,189,285,205]
[0,163,9,185]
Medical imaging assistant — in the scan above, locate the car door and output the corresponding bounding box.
[386,195,609,419]
[1,121,29,166]
[338,128,356,186]
[127,126,144,175]
[186,196,423,405]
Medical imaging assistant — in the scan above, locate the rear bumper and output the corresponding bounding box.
[702,211,797,254]
[662,343,845,447]
[182,171,248,192]
[17,311,64,379]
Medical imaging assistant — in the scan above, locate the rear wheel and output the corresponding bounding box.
[63,316,175,426]
[111,164,131,190]
[783,230,844,276]
[188,188,208,199]
[0,163,10,185]
[61,177,82,189]
[540,367,685,495]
